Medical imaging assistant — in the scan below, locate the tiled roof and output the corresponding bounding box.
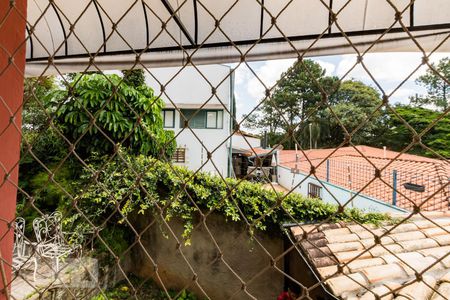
[278,146,450,211]
[291,214,450,299]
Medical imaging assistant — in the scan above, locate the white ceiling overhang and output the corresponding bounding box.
[25,0,450,76]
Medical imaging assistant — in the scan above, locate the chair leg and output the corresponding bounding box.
[55,257,59,279]
[33,257,37,282]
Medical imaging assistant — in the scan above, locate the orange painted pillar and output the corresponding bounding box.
[0,0,27,298]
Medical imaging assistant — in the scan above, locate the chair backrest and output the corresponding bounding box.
[33,211,64,246]
[13,217,26,257]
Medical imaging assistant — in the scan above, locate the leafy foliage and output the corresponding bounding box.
[70,150,391,252]
[47,73,175,158]
[412,57,449,111]
[245,60,382,149]
[18,72,176,229]
[376,105,450,158]
[23,76,56,131]
[121,69,146,87]
[245,60,338,149]
[90,276,198,300]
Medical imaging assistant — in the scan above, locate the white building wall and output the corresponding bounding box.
[146,65,232,106]
[232,134,261,150]
[146,65,232,176]
[165,110,231,175]
[277,165,408,214]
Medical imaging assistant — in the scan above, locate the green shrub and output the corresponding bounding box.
[46,73,176,158]
[70,150,391,251]
[90,277,198,300]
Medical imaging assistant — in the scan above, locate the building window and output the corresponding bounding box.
[180,109,223,129]
[308,183,322,199]
[162,109,175,128]
[172,148,186,163]
[206,110,223,128]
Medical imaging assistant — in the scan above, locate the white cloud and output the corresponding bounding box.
[336,53,422,83]
[314,59,336,75]
[246,59,295,100]
[387,87,417,105]
[335,52,450,85]
[233,53,450,121]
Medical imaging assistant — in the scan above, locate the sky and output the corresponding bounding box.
[231,52,450,121]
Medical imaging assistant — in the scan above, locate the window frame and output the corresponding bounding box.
[205,110,223,129]
[308,182,322,199]
[172,148,186,163]
[180,109,224,129]
[162,109,175,128]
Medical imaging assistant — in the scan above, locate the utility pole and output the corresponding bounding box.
[309,123,312,149]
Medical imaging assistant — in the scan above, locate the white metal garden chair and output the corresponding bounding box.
[13,217,37,281]
[32,211,81,274]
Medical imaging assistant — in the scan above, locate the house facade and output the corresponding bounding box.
[275,146,450,213]
[146,65,234,176]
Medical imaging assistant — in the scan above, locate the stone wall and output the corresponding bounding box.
[130,212,286,300]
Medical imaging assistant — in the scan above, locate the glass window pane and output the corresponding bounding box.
[181,109,206,129]
[217,110,223,129]
[163,110,174,128]
[206,111,217,128]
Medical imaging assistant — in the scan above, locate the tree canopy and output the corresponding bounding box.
[412,57,449,111]
[245,59,382,149]
[47,72,175,158]
[377,105,450,158]
[18,71,176,220]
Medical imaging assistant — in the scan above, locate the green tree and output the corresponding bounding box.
[324,80,382,146]
[23,76,56,132]
[122,69,146,87]
[47,73,175,158]
[245,59,382,149]
[412,57,449,110]
[18,72,176,224]
[378,105,450,158]
[245,59,339,149]
[19,76,74,224]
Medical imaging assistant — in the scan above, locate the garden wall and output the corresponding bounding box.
[130,212,287,300]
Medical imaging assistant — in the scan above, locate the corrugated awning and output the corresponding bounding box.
[25,0,450,76]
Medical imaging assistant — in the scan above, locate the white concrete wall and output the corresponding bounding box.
[145,65,232,176]
[166,109,231,176]
[146,65,232,106]
[232,134,261,150]
[277,165,408,214]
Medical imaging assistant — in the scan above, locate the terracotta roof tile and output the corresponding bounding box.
[291,215,450,299]
[395,276,437,300]
[354,229,385,239]
[422,226,450,238]
[278,145,449,211]
[390,231,426,242]
[327,233,361,244]
[381,252,424,265]
[431,283,450,300]
[335,250,372,263]
[359,283,397,300]
[361,263,408,284]
[397,238,439,251]
[432,235,450,246]
[347,258,386,273]
[328,241,365,253]
[368,244,403,257]
[325,272,369,296]
[398,256,443,275]
[317,265,341,278]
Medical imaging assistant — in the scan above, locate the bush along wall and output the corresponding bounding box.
[66,150,392,256]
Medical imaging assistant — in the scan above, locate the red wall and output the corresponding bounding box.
[0,0,27,298]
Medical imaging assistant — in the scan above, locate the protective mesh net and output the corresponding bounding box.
[0,0,449,299]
